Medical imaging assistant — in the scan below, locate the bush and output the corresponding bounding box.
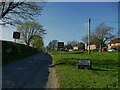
[2,40,40,64]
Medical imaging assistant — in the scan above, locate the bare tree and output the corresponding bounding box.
[66,40,79,49]
[17,21,46,46]
[47,40,58,50]
[67,40,79,46]
[78,42,85,51]
[0,1,44,26]
[82,34,101,48]
[82,23,115,50]
[94,23,115,50]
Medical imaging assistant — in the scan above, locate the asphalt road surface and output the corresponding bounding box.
[2,52,52,89]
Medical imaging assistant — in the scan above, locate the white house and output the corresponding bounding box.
[87,44,96,50]
[108,38,120,50]
[73,46,79,51]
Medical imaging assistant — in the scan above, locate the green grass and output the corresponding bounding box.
[51,51,119,88]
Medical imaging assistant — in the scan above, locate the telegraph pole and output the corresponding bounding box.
[88,18,91,55]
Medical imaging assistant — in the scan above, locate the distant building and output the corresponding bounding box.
[73,46,79,51]
[108,38,120,50]
[87,44,97,50]
[73,42,85,51]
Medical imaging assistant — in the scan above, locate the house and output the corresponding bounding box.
[87,44,97,50]
[73,46,79,51]
[73,43,85,51]
[108,38,120,50]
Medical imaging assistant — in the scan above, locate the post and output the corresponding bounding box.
[59,48,62,58]
[15,39,16,43]
[88,18,91,55]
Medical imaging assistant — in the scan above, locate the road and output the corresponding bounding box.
[2,52,52,88]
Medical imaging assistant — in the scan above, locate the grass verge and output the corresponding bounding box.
[51,51,119,88]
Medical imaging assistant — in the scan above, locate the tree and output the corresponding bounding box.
[47,40,58,50]
[0,1,44,26]
[78,42,85,51]
[82,34,101,48]
[17,21,46,46]
[30,35,44,50]
[66,40,79,49]
[65,42,73,50]
[67,40,79,46]
[94,23,115,50]
[82,23,115,51]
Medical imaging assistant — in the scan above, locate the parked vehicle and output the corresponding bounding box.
[68,49,73,52]
[108,49,118,52]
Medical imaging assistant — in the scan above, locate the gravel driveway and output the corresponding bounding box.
[2,52,52,89]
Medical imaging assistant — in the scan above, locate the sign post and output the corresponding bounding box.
[13,32,20,43]
[60,48,62,57]
[58,42,64,58]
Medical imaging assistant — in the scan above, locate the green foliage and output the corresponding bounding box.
[2,41,40,64]
[47,40,58,50]
[51,51,119,88]
[30,35,44,50]
[17,21,46,46]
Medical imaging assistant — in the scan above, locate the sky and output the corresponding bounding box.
[1,1,119,46]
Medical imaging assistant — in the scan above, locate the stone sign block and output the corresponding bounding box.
[76,59,92,69]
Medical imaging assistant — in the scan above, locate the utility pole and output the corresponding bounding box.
[88,18,91,55]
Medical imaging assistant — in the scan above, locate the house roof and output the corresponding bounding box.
[110,38,120,43]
